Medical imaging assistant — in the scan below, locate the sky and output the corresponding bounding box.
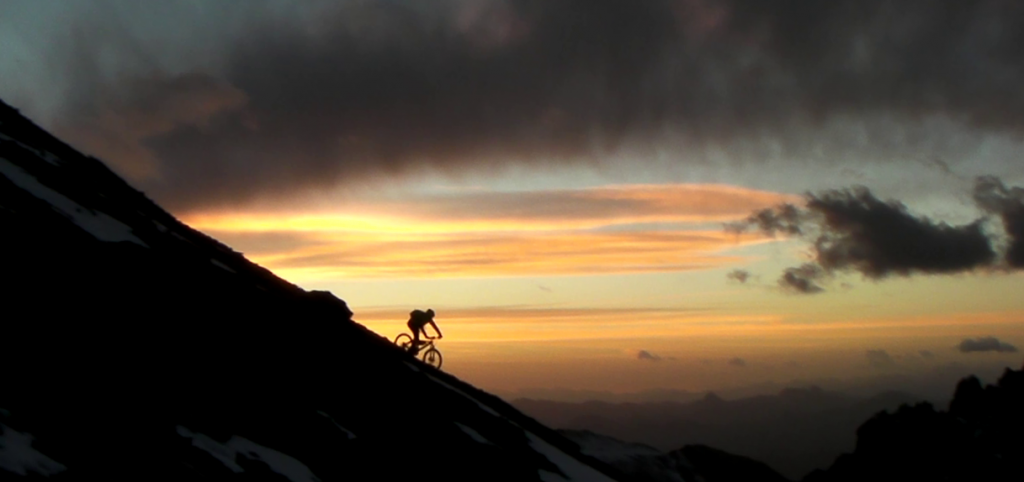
[3,0,1023,401]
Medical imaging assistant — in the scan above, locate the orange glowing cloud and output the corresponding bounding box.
[184,183,790,280]
[184,183,798,233]
[213,229,768,280]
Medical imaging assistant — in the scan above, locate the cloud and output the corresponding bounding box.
[732,183,1003,292]
[183,183,778,279]
[55,73,247,181]
[973,177,1024,268]
[866,349,896,369]
[42,0,1024,209]
[728,203,805,237]
[637,350,662,362]
[958,337,1019,353]
[409,184,795,226]
[203,228,757,279]
[919,350,935,359]
[727,357,746,368]
[726,269,750,283]
[778,263,826,294]
[806,188,996,277]
[193,183,793,228]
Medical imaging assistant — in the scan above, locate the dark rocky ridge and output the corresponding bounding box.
[803,365,1024,482]
[0,99,622,481]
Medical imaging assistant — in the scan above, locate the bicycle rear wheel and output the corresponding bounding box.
[394,333,413,351]
[422,347,443,370]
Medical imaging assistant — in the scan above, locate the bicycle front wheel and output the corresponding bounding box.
[394,333,413,351]
[422,347,443,370]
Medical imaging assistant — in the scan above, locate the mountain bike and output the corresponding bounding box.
[394,333,443,369]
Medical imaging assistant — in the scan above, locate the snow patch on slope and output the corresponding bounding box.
[564,431,662,463]
[0,158,146,246]
[456,423,493,445]
[0,424,66,476]
[211,259,236,273]
[524,431,618,482]
[0,132,61,166]
[176,425,321,482]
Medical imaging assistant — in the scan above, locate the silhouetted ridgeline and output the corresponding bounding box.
[0,99,622,481]
[514,386,924,479]
[804,365,1024,482]
[544,367,1023,482]
[561,429,790,482]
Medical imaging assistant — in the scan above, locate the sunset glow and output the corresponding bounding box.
[182,184,798,233]
[6,0,1024,400]
[180,183,782,280]
[170,175,1024,396]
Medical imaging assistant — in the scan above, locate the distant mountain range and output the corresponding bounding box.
[514,386,931,479]
[526,366,1024,482]
[497,367,996,405]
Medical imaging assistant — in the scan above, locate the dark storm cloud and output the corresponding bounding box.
[866,349,895,369]
[958,337,1019,353]
[50,0,1024,209]
[806,188,995,278]
[973,177,1024,268]
[55,73,247,181]
[732,184,999,293]
[727,204,804,237]
[637,350,662,362]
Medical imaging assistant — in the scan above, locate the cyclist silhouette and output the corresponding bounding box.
[407,308,442,354]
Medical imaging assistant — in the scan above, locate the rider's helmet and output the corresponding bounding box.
[426,308,435,318]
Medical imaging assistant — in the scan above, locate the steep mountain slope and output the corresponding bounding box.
[0,99,622,482]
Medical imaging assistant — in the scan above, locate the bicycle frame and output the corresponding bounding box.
[394,332,443,369]
[411,339,434,352]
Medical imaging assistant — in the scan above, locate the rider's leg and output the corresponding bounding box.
[407,320,420,345]
[407,327,422,355]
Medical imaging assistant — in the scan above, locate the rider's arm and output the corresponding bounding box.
[428,319,442,338]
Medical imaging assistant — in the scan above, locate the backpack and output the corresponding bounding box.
[409,309,428,327]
